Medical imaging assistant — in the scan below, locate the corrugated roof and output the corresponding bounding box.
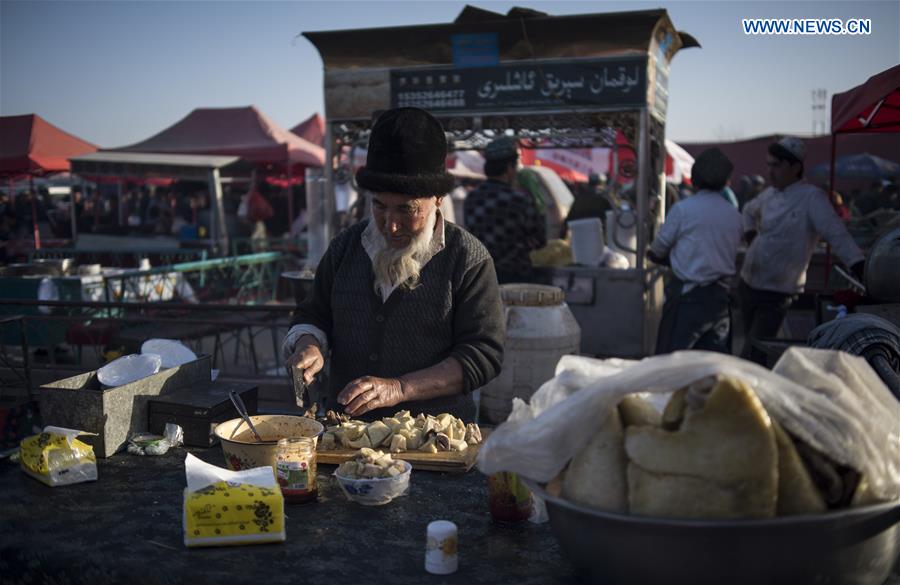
[303,7,698,69]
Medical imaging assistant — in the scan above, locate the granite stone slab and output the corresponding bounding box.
[38,356,212,457]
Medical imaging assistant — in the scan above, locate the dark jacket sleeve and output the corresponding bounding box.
[290,244,337,342]
[450,257,505,393]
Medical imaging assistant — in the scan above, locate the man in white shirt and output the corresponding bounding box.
[648,148,742,354]
[739,136,865,365]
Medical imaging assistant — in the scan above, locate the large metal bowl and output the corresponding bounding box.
[527,480,900,585]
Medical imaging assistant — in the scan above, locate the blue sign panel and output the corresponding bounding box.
[451,33,499,68]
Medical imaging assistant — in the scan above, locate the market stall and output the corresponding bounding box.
[0,113,98,250]
[69,152,242,255]
[303,6,698,357]
[113,106,326,224]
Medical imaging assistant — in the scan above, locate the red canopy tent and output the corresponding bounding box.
[116,106,324,168]
[290,113,325,147]
[824,65,900,286]
[829,65,900,190]
[0,114,97,178]
[115,106,325,221]
[0,114,98,248]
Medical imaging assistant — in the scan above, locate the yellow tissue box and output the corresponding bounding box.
[20,429,98,487]
[183,481,285,547]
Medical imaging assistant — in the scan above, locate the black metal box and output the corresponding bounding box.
[148,381,257,447]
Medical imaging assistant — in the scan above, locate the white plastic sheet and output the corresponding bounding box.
[477,348,900,501]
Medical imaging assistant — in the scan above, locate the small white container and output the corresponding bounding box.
[425,520,458,575]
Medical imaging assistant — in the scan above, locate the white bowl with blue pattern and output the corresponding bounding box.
[334,460,412,506]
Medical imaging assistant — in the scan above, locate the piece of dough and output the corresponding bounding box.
[561,405,628,512]
[619,394,661,427]
[772,420,827,515]
[365,421,392,448]
[625,377,778,519]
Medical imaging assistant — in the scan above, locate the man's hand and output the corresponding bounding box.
[286,335,324,384]
[646,249,669,267]
[338,376,405,417]
[850,260,866,284]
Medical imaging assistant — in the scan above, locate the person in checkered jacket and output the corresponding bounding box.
[464,137,547,283]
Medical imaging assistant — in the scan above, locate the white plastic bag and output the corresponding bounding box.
[477,348,900,502]
[97,353,162,387]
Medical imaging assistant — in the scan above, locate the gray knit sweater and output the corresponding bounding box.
[292,220,505,422]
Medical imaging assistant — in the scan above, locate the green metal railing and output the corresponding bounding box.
[100,251,291,306]
[30,247,209,268]
[229,236,307,258]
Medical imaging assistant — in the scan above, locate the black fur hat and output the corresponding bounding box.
[356,108,456,197]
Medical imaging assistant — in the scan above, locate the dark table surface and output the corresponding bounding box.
[0,448,579,585]
[3,448,899,585]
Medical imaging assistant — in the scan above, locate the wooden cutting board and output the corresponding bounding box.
[317,429,490,473]
[317,443,480,473]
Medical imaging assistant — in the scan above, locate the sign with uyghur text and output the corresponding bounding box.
[391,57,648,112]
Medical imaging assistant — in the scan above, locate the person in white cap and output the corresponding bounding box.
[739,136,865,365]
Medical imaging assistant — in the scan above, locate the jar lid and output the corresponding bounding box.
[499,284,565,307]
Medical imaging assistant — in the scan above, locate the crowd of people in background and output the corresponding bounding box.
[2,138,899,365]
[0,179,313,263]
[2,156,896,265]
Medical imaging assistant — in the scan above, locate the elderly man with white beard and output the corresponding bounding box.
[282,108,505,421]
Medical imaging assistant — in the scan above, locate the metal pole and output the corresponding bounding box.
[635,109,649,272]
[636,109,652,357]
[825,132,839,288]
[287,160,294,238]
[208,168,228,256]
[117,179,124,226]
[323,122,335,244]
[70,179,81,245]
[29,175,41,250]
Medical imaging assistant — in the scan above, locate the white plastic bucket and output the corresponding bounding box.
[567,217,606,267]
[479,284,581,424]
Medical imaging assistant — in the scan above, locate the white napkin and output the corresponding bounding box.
[43,426,97,446]
[184,453,275,493]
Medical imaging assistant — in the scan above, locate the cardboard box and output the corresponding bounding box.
[39,356,212,457]
[148,382,258,447]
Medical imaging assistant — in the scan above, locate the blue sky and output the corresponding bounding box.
[1,0,897,147]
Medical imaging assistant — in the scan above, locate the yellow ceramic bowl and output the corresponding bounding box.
[213,415,324,472]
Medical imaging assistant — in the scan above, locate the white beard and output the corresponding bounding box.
[366,206,438,299]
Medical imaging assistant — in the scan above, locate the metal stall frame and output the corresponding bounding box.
[303,7,698,357]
